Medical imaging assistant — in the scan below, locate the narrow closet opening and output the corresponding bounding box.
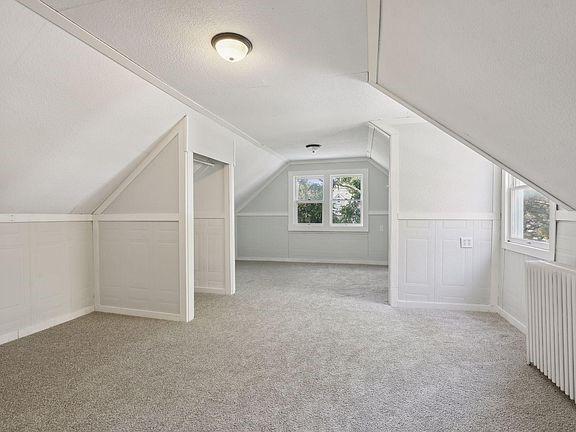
[193,154,234,297]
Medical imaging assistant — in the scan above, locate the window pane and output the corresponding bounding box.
[510,187,550,242]
[296,176,323,201]
[332,200,361,224]
[297,203,323,224]
[522,189,550,241]
[331,175,361,200]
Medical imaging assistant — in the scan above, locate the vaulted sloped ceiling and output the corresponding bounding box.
[41,0,415,160]
[1,0,283,213]
[371,1,576,209]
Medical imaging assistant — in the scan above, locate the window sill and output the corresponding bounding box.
[502,239,554,261]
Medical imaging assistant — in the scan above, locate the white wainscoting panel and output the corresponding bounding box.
[556,221,576,268]
[0,222,93,345]
[236,214,388,264]
[398,220,435,302]
[236,216,290,259]
[194,218,226,293]
[99,221,179,315]
[399,219,492,306]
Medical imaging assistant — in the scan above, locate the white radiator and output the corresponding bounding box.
[526,261,576,401]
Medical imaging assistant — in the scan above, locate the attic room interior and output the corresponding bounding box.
[1,0,576,431]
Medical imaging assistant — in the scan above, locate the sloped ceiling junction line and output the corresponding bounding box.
[16,0,286,162]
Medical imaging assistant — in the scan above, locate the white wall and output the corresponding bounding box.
[97,128,185,321]
[99,221,179,316]
[0,221,93,345]
[372,1,576,209]
[396,123,497,309]
[236,159,388,265]
[398,123,495,216]
[498,218,576,332]
[0,1,284,214]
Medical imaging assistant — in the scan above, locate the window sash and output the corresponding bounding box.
[329,174,364,227]
[295,201,323,225]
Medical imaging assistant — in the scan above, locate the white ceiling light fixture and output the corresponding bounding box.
[306,143,321,156]
[211,32,253,62]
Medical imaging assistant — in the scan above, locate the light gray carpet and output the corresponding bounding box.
[1,261,575,431]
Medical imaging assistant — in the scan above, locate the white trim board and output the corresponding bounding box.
[397,300,492,313]
[15,0,286,162]
[195,287,226,295]
[236,212,288,217]
[397,213,498,221]
[0,306,94,346]
[95,213,179,222]
[237,257,387,266]
[493,305,527,334]
[556,210,576,222]
[95,305,182,321]
[0,214,93,223]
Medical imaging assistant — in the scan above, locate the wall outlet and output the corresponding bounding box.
[460,237,473,248]
[379,224,385,232]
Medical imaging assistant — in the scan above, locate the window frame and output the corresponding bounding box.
[288,169,369,232]
[502,171,556,260]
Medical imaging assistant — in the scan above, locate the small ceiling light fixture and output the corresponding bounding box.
[211,32,253,62]
[306,143,321,156]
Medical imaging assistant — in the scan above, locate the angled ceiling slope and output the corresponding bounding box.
[40,0,413,160]
[368,0,576,209]
[1,0,283,213]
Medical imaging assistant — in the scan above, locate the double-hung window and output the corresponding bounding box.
[288,169,368,231]
[502,172,556,260]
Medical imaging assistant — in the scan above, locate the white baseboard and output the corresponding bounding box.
[397,300,492,312]
[195,286,226,294]
[95,305,182,321]
[1,305,94,346]
[236,257,387,266]
[0,330,19,346]
[493,305,527,334]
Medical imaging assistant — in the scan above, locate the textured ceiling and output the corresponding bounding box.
[375,0,576,209]
[1,0,282,213]
[43,0,412,160]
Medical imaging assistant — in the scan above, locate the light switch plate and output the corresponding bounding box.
[460,237,473,248]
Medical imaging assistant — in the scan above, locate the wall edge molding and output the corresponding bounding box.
[237,257,387,266]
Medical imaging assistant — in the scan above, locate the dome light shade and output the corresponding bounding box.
[211,33,252,62]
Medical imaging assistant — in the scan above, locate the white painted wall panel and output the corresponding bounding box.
[499,219,576,329]
[99,222,179,315]
[194,219,225,292]
[193,162,230,294]
[289,232,368,261]
[368,215,388,261]
[556,221,576,268]
[0,222,93,345]
[104,137,179,214]
[399,220,435,302]
[236,216,290,259]
[397,123,494,215]
[399,220,492,305]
